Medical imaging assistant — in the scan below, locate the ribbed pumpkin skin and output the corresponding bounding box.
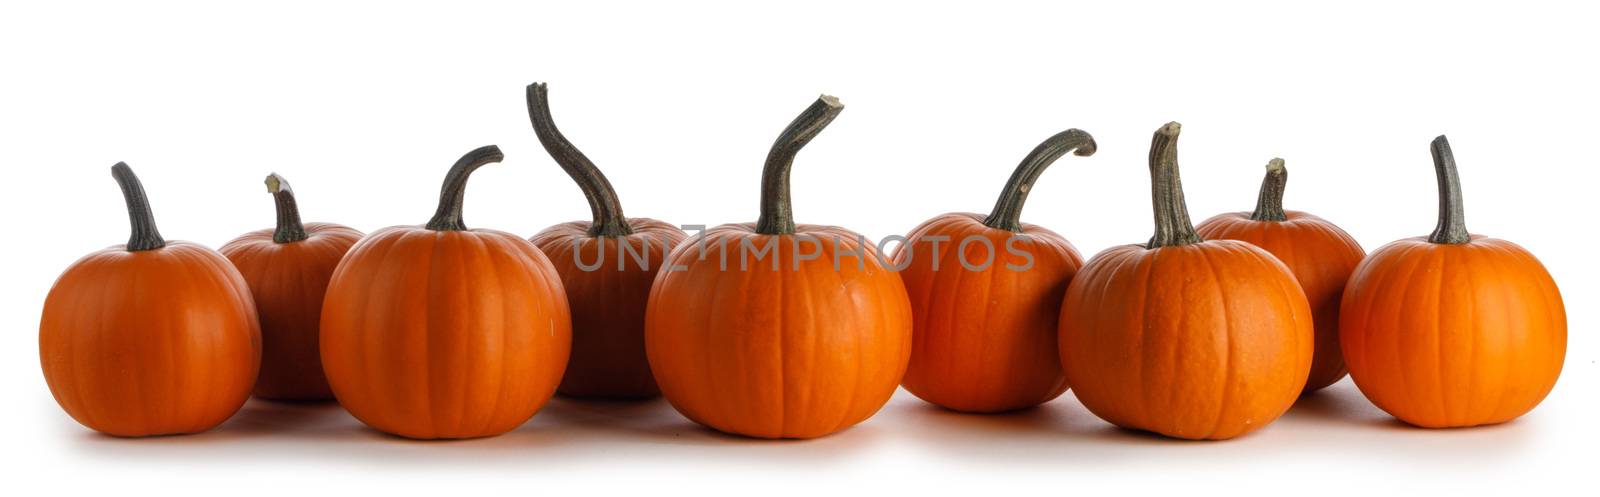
[1059,241,1313,440]
[1340,236,1566,428]
[40,242,261,437]
[221,222,362,400]
[1196,211,1365,392]
[645,223,913,439]
[320,226,571,439]
[893,213,1082,412]
[532,218,686,399]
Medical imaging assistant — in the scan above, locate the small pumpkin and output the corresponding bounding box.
[525,83,687,399]
[1196,159,1366,393]
[1058,122,1313,440]
[894,129,1096,413]
[40,163,261,437]
[319,146,571,439]
[220,174,362,400]
[645,96,913,439]
[1340,136,1565,428]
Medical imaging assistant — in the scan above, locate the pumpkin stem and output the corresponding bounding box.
[110,162,166,252]
[425,145,504,232]
[265,173,309,243]
[754,95,845,235]
[1146,122,1204,248]
[982,129,1098,232]
[1248,158,1289,222]
[526,83,633,237]
[1427,135,1470,244]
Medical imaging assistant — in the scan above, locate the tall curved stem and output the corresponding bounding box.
[426,145,504,232]
[265,173,309,243]
[1146,122,1203,248]
[1427,135,1470,244]
[982,129,1097,231]
[1249,158,1288,222]
[754,95,845,235]
[111,162,166,252]
[526,83,632,237]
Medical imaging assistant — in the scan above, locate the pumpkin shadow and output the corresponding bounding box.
[882,393,1182,466]
[209,398,349,437]
[516,396,894,451]
[70,398,349,446]
[1284,381,1403,429]
[1269,381,1542,462]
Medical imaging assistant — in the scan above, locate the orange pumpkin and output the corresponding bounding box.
[645,96,912,439]
[894,129,1096,413]
[1058,122,1313,440]
[319,146,571,439]
[1340,136,1565,428]
[1196,159,1365,393]
[220,174,362,400]
[526,83,687,399]
[40,163,261,437]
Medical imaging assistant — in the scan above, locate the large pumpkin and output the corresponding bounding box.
[645,96,912,439]
[526,83,687,399]
[1340,136,1565,428]
[220,174,362,400]
[319,146,571,439]
[1196,159,1366,393]
[893,129,1096,413]
[1058,122,1313,440]
[40,163,261,436]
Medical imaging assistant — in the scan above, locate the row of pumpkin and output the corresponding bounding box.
[39,84,1566,441]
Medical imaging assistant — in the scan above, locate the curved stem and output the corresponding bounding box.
[1427,135,1470,244]
[754,95,845,235]
[110,162,166,252]
[982,129,1098,231]
[1249,158,1288,222]
[525,83,632,237]
[425,145,505,231]
[1146,122,1203,248]
[265,173,309,243]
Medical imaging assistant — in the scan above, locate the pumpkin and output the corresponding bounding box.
[1340,136,1565,428]
[1195,159,1366,393]
[219,174,362,400]
[525,83,687,399]
[893,129,1096,413]
[40,163,261,436]
[644,96,913,439]
[1058,122,1313,440]
[319,146,571,439]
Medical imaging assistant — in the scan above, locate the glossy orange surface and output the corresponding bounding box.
[645,223,912,439]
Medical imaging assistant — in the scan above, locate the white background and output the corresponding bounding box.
[2,0,1595,494]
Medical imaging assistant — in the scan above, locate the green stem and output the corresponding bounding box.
[425,145,504,231]
[110,162,166,251]
[754,95,845,235]
[1146,122,1203,248]
[265,173,309,243]
[1249,158,1288,222]
[525,83,632,237]
[1427,135,1470,244]
[982,129,1098,231]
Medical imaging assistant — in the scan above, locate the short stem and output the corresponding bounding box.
[265,173,309,243]
[982,129,1098,231]
[754,95,845,235]
[425,145,504,232]
[1146,122,1204,248]
[526,83,632,237]
[111,162,166,252]
[1249,158,1288,222]
[1427,135,1470,244]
